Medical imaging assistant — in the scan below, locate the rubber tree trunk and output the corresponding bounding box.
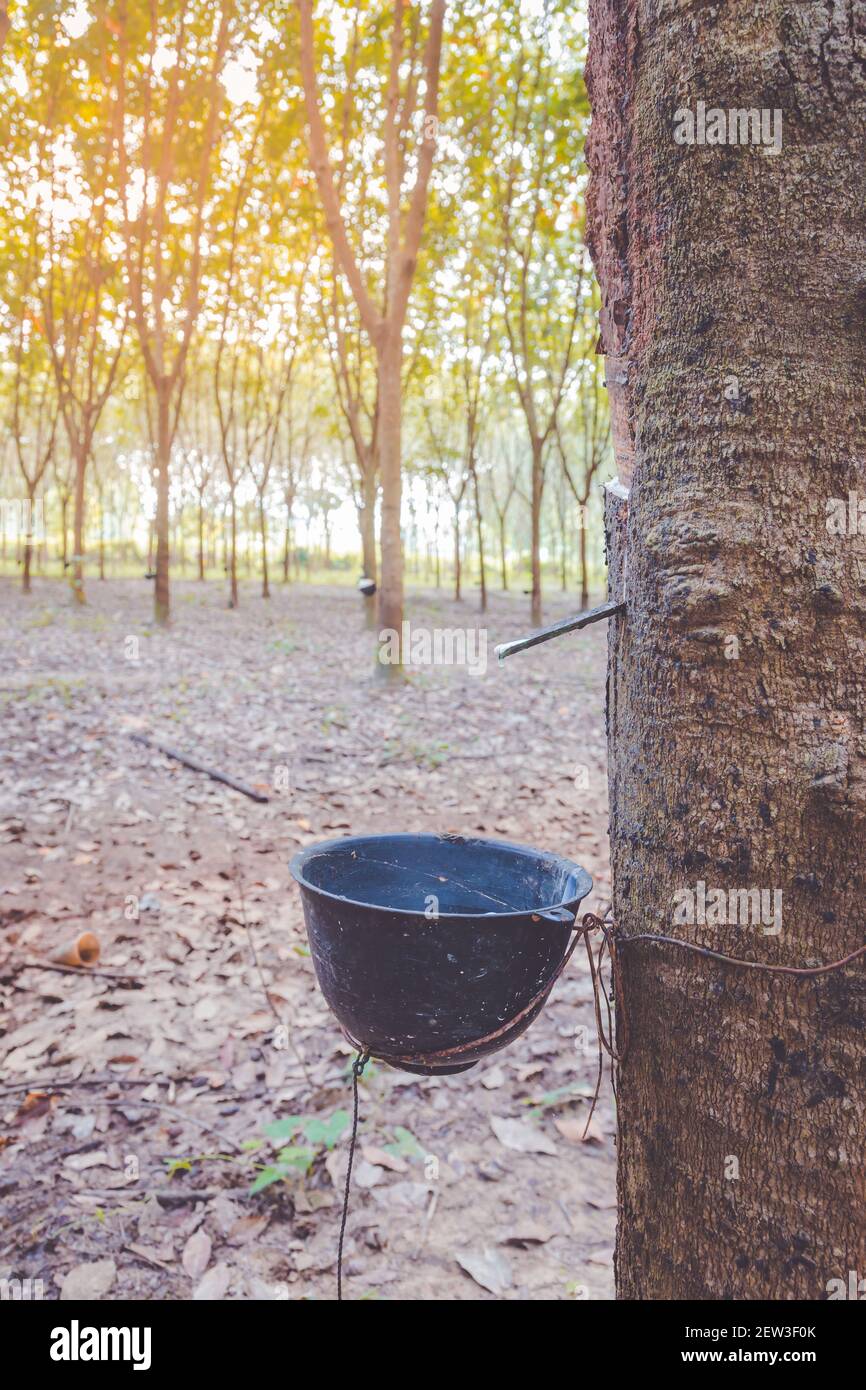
[198,495,205,580]
[98,490,105,579]
[452,510,461,601]
[359,464,377,628]
[228,490,238,608]
[499,516,508,591]
[259,497,269,598]
[579,520,589,608]
[72,434,89,605]
[154,387,171,624]
[472,469,487,613]
[283,503,292,582]
[376,331,404,646]
[587,0,866,1298]
[60,493,69,569]
[530,440,543,625]
[22,488,34,593]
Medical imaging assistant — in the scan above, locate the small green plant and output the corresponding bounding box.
[525,1083,589,1119]
[384,1126,423,1161]
[249,1109,350,1195]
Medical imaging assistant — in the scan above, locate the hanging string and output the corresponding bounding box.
[577,911,866,1138]
[337,1049,370,1302]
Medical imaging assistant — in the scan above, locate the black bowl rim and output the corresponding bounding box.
[289,831,593,922]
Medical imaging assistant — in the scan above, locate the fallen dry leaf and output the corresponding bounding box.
[60,1258,117,1301]
[362,1145,408,1173]
[490,1114,557,1156]
[182,1228,212,1281]
[456,1247,513,1296]
[193,1263,232,1301]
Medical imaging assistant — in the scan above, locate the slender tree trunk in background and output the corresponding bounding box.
[228,490,238,608]
[452,510,461,602]
[360,465,377,628]
[154,387,171,624]
[499,515,508,591]
[587,0,866,1298]
[530,440,543,625]
[198,495,205,580]
[283,501,293,582]
[360,467,377,579]
[259,498,269,598]
[98,490,105,580]
[472,470,487,613]
[71,435,88,605]
[376,333,404,641]
[579,520,589,607]
[22,487,34,594]
[298,0,445,664]
[60,493,69,570]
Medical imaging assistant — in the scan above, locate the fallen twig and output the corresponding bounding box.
[72,1187,221,1205]
[130,733,270,803]
[10,960,142,983]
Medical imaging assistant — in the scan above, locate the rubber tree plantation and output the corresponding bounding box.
[0,0,863,1347]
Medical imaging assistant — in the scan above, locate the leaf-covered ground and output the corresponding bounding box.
[0,576,615,1301]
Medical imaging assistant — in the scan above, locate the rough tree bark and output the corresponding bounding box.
[586,0,866,1299]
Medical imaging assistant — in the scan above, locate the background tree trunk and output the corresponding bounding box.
[71,436,88,605]
[376,332,404,639]
[499,515,508,591]
[22,488,34,594]
[579,521,589,608]
[60,493,69,570]
[154,388,171,624]
[198,495,206,579]
[452,510,461,602]
[530,440,543,625]
[472,469,486,613]
[283,501,293,582]
[228,490,238,608]
[259,497,269,598]
[360,465,377,628]
[587,0,866,1299]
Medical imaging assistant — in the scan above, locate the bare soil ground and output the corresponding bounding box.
[0,576,615,1301]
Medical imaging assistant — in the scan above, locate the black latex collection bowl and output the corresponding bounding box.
[290,832,592,1075]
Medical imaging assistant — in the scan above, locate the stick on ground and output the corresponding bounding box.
[130,733,270,803]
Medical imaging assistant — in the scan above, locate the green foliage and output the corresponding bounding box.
[249,1108,350,1194]
[385,1126,424,1160]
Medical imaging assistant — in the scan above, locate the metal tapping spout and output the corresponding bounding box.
[493,599,626,664]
